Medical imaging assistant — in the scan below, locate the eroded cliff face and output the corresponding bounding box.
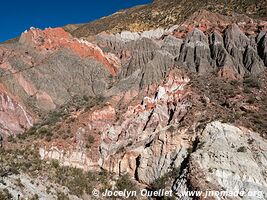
[174,122,267,200]
[0,87,33,136]
[39,68,192,183]
[95,14,267,82]
[100,70,191,185]
[0,27,121,138]
[1,10,267,139]
[0,6,267,200]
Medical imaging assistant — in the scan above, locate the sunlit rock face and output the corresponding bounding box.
[174,121,267,200]
[0,6,267,200]
[0,88,34,137]
[1,15,266,161]
[34,21,267,192]
[19,27,121,75]
[38,68,193,185]
[95,18,266,82]
[39,105,117,171]
[0,28,122,136]
[99,69,192,185]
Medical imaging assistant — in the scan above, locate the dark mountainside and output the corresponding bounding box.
[0,0,267,199]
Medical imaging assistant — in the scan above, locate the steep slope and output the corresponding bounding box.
[0,27,120,137]
[66,0,267,38]
[174,122,267,200]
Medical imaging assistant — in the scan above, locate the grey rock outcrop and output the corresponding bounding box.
[174,121,267,200]
[243,45,265,74]
[136,128,190,185]
[95,24,266,90]
[210,31,239,74]
[224,24,265,75]
[179,28,214,74]
[161,35,183,58]
[258,32,267,66]
[116,37,174,89]
[118,31,140,41]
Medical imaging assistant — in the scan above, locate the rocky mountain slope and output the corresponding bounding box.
[0,0,267,199]
[65,0,267,37]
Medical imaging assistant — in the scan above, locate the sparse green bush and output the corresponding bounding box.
[237,146,247,153]
[197,142,205,149]
[230,79,239,86]
[53,166,107,197]
[246,96,256,104]
[28,126,38,135]
[151,167,180,190]
[86,135,95,148]
[7,135,16,143]
[15,178,24,188]
[30,194,39,200]
[42,109,69,127]
[0,145,111,198]
[208,168,213,173]
[55,167,86,196]
[0,189,12,200]
[115,174,138,200]
[37,127,53,141]
[167,125,176,133]
[243,76,261,89]
[18,95,106,141]
[57,192,70,200]
[116,174,138,192]
[82,95,89,102]
[51,159,60,169]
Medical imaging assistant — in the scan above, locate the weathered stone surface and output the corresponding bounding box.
[39,105,116,171]
[141,28,165,39]
[116,28,165,41]
[99,69,192,185]
[258,32,267,66]
[116,37,174,89]
[224,24,265,75]
[96,23,266,85]
[243,45,265,74]
[118,31,140,41]
[179,28,214,73]
[209,31,240,78]
[19,27,121,75]
[0,89,34,137]
[24,24,267,190]
[161,35,183,58]
[174,121,267,200]
[136,128,190,185]
[0,28,121,136]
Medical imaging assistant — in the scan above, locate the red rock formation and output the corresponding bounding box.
[0,84,34,138]
[19,27,121,76]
